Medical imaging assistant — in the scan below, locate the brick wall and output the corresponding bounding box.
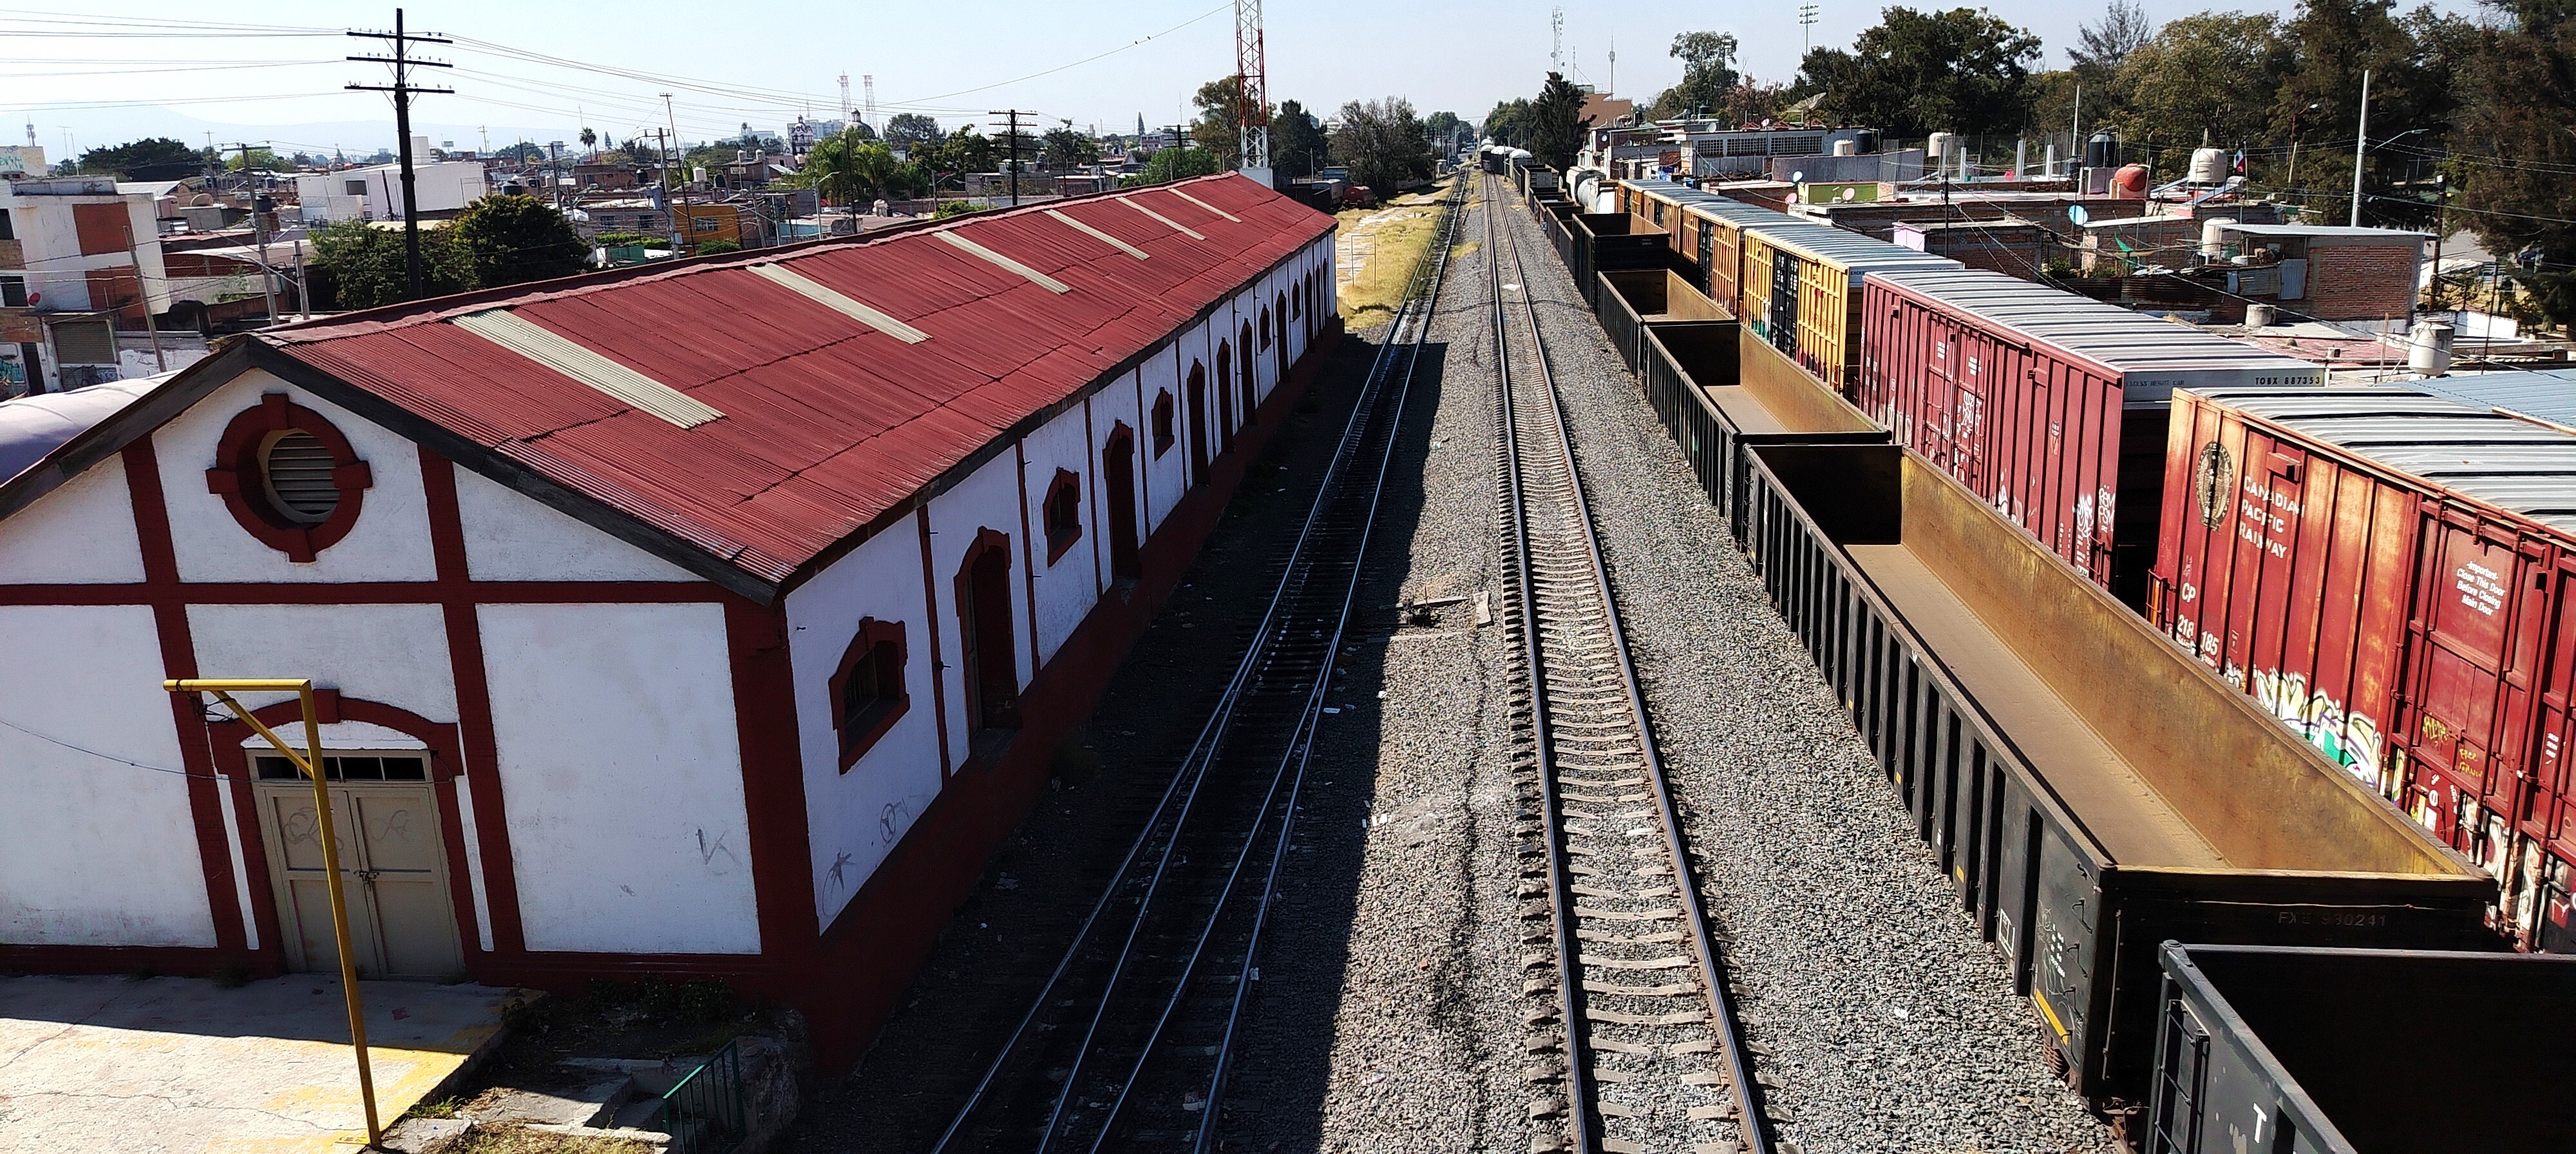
[2306,242,2421,321]
[1920,223,2053,279]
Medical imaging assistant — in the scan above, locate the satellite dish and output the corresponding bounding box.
[2068,205,2092,227]
[1840,187,1859,202]
[1791,170,1806,184]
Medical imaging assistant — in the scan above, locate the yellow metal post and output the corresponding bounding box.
[166,677,381,1148]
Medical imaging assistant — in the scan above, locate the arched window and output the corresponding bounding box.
[1042,468,1083,563]
[830,618,909,769]
[1215,345,1236,455]
[1237,322,1256,420]
[205,393,374,562]
[1258,307,1273,350]
[1151,389,1175,457]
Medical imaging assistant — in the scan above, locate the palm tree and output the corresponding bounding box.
[802,128,899,208]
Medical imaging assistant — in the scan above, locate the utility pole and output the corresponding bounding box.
[992,109,1027,206]
[347,8,452,298]
[232,144,279,325]
[2349,68,2371,228]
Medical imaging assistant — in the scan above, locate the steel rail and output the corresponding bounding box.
[932,175,1465,1154]
[1183,176,1473,1154]
[1488,171,1781,1154]
[1489,175,1600,1154]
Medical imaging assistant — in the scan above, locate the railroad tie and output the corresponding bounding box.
[1580,953,1694,969]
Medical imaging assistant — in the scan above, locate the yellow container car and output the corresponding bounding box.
[1738,222,1960,394]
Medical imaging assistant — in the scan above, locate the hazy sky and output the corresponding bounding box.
[1,0,2486,155]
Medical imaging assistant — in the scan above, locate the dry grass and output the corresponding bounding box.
[449,1122,656,1154]
[1332,178,1455,327]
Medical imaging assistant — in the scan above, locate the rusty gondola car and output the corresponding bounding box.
[1739,440,2497,1117]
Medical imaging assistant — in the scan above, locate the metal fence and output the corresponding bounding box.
[661,1039,747,1154]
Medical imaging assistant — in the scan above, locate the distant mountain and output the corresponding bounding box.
[24,104,578,162]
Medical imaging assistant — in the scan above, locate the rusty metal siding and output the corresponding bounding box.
[263,173,1332,592]
[2150,386,2576,950]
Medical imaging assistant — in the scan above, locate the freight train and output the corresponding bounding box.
[1542,178,2576,1139]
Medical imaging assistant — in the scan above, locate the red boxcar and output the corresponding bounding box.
[1859,269,2321,605]
[2154,384,2576,951]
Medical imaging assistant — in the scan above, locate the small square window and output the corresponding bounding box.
[832,618,910,769]
[1043,468,1083,563]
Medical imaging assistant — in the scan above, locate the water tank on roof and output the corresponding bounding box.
[2112,164,2150,198]
[2190,147,2228,185]
[2085,131,2118,170]
[1927,131,1958,161]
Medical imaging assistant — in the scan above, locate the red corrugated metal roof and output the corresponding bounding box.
[263,174,1333,589]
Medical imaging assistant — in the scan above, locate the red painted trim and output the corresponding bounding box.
[205,394,373,563]
[0,580,724,607]
[915,507,952,780]
[209,696,480,968]
[722,594,819,965]
[1014,442,1041,673]
[123,438,249,956]
[419,450,530,957]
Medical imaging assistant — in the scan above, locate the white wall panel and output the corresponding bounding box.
[0,605,214,947]
[187,603,457,722]
[1019,404,1097,667]
[1142,345,1186,534]
[781,527,943,927]
[923,449,1034,748]
[451,466,700,583]
[155,369,438,584]
[0,453,145,583]
[480,602,759,955]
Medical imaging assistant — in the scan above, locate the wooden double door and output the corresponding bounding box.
[253,754,463,981]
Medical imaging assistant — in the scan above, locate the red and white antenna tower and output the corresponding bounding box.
[1233,0,1270,182]
[837,73,852,126]
[862,75,876,128]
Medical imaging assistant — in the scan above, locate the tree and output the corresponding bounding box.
[453,194,592,287]
[578,126,597,153]
[1424,110,1466,149]
[1190,73,1277,170]
[308,219,475,310]
[2070,0,2155,78]
[2454,0,2576,326]
[1483,97,1535,147]
[1041,124,1099,171]
[1528,72,1590,169]
[1330,97,1434,193]
[225,147,287,172]
[73,137,200,177]
[793,129,901,205]
[1130,143,1224,185]
[1795,7,2043,137]
[2271,0,2469,227]
[1658,32,1743,117]
[1273,100,1330,178]
[884,113,943,151]
[918,126,1000,178]
[495,140,544,163]
[2117,14,2291,174]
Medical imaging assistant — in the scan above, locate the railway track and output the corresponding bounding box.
[1482,173,1785,1154]
[931,177,1467,1154]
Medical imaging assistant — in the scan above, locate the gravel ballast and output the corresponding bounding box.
[1486,185,2117,1153]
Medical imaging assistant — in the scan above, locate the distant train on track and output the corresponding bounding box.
[1506,159,2576,1146]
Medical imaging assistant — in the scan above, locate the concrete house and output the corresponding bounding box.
[0,173,1340,1066]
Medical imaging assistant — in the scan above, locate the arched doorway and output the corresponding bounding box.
[1216,342,1236,455]
[1186,361,1209,486]
[956,529,1020,734]
[1238,321,1256,423]
[1103,424,1141,581]
[1273,293,1289,384]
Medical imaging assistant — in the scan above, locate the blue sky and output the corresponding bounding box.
[1,0,2488,156]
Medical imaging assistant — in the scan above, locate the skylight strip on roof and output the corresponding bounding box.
[1116,196,1207,240]
[453,310,724,428]
[933,230,1071,294]
[745,263,931,343]
[1168,189,1242,222]
[1044,209,1150,260]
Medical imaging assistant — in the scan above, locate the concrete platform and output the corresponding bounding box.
[0,974,515,1154]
